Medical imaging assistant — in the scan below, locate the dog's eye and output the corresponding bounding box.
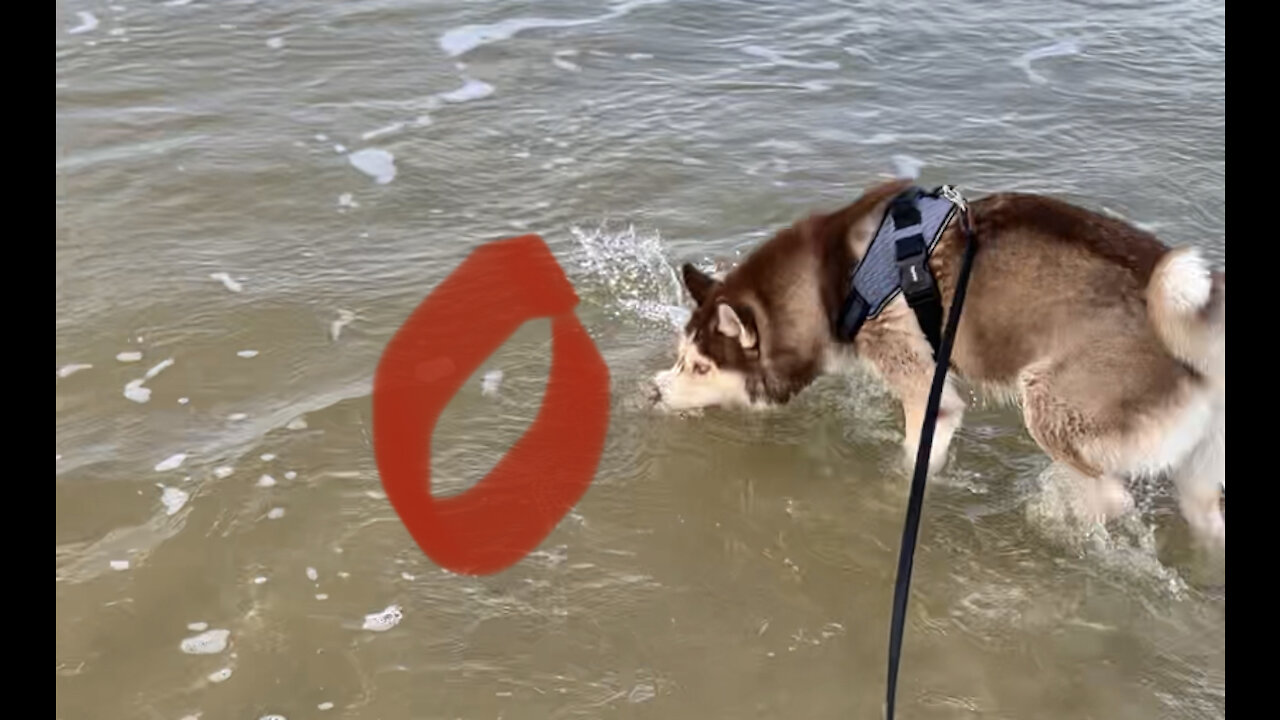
[693,363,710,375]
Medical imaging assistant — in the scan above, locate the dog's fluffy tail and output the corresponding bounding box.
[1147,246,1225,390]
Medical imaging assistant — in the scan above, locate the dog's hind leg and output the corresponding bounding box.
[1018,359,1135,524]
[1171,409,1225,549]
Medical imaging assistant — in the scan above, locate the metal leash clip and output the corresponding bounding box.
[938,184,968,213]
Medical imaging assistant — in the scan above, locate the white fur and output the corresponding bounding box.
[1158,247,1212,312]
[1080,390,1215,480]
[652,335,756,411]
[1172,407,1225,546]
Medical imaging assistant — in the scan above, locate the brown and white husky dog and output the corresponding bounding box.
[651,179,1225,548]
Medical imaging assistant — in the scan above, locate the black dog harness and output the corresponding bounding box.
[834,185,966,357]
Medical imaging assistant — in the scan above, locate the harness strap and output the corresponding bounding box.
[890,192,944,356]
[835,186,957,358]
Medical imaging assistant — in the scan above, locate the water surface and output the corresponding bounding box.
[56,1,1225,718]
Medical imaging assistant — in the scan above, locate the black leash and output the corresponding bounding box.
[884,194,979,720]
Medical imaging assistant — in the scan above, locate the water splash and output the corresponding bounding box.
[1023,463,1189,597]
[569,222,689,331]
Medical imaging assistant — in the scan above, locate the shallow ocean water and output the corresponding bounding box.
[56,0,1224,717]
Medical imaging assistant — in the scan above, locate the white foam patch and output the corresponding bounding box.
[164,0,194,6]
[237,350,259,358]
[187,621,208,631]
[400,571,415,581]
[267,507,285,519]
[161,486,190,515]
[330,309,356,341]
[116,351,143,363]
[180,629,230,654]
[209,667,233,683]
[315,593,329,600]
[209,272,244,293]
[284,470,297,480]
[361,604,403,632]
[145,358,174,380]
[254,576,268,584]
[306,567,318,581]
[68,11,99,34]
[259,715,287,720]
[124,380,151,403]
[257,475,277,488]
[347,149,396,184]
[260,453,276,462]
[361,123,404,141]
[481,369,503,397]
[155,453,188,472]
[338,193,358,209]
[214,466,234,479]
[439,0,668,56]
[286,417,308,430]
[439,78,494,103]
[58,363,93,378]
[228,413,248,421]
[1014,39,1082,84]
[266,36,284,49]
[318,702,334,711]
[178,397,190,405]
[110,559,130,571]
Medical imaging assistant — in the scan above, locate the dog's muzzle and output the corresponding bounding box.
[648,382,663,405]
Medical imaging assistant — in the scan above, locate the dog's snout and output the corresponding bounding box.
[648,371,672,406]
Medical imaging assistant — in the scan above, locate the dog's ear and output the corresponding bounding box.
[716,302,758,350]
[682,263,717,306]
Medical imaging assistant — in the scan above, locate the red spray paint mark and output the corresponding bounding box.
[372,234,610,575]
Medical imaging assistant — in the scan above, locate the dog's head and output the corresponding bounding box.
[649,178,916,413]
[650,264,768,411]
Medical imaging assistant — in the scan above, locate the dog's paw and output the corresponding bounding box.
[1084,476,1135,523]
[901,436,951,476]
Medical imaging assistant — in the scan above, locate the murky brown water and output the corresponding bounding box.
[56,1,1224,718]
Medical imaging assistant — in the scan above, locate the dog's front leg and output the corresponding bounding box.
[858,324,966,475]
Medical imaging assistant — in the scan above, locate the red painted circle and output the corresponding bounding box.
[372,234,611,575]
